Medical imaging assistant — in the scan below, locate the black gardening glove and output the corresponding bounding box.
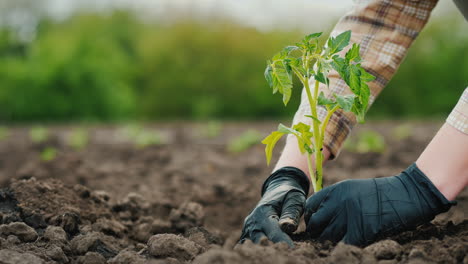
[239,167,310,247]
[304,163,456,246]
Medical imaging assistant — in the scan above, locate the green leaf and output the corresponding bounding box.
[360,68,376,82]
[315,72,329,86]
[331,56,349,84]
[264,63,273,89]
[348,65,371,123]
[292,122,314,153]
[304,32,323,42]
[318,91,336,107]
[271,60,293,105]
[328,30,351,55]
[278,123,297,135]
[334,94,355,112]
[305,115,322,124]
[262,131,285,165]
[345,43,361,63]
[348,64,362,94]
[282,46,299,55]
[289,57,307,76]
[293,122,311,134]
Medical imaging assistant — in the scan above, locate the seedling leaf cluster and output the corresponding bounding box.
[262,31,375,192]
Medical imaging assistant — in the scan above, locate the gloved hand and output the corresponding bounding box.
[239,167,310,247]
[304,163,456,246]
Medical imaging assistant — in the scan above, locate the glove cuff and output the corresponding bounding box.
[261,167,310,197]
[405,163,457,214]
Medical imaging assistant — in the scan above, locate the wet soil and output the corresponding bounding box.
[0,121,466,263]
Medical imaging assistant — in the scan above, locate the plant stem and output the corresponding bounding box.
[311,80,323,192]
[304,79,323,192]
[307,153,317,191]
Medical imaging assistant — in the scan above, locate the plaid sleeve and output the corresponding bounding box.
[447,88,468,134]
[292,0,439,159]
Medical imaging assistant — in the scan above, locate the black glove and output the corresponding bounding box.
[304,163,456,246]
[239,167,310,247]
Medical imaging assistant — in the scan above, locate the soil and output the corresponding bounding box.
[0,121,466,264]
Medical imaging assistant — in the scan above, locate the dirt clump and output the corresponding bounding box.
[0,249,45,264]
[43,225,67,243]
[364,240,402,260]
[170,201,205,232]
[70,231,119,258]
[148,233,201,261]
[108,249,147,264]
[76,251,106,264]
[0,222,38,242]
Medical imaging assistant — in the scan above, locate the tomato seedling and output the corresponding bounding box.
[262,31,375,192]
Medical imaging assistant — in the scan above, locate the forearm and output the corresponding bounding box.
[416,88,468,200]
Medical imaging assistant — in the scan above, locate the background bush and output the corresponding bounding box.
[0,11,466,122]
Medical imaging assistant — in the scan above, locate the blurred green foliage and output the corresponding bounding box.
[29,126,48,143]
[197,121,222,139]
[120,124,164,148]
[67,128,89,150]
[0,126,9,141]
[344,130,386,153]
[391,124,412,141]
[0,11,466,122]
[40,147,57,161]
[227,130,263,153]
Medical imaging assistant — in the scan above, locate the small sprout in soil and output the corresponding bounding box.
[391,124,412,140]
[134,130,163,148]
[41,147,57,161]
[262,31,375,192]
[228,130,263,153]
[344,130,386,153]
[30,126,49,143]
[120,124,164,148]
[198,121,222,139]
[67,128,89,151]
[0,126,10,141]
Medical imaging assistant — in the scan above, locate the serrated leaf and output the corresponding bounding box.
[345,43,361,63]
[292,122,314,153]
[261,131,285,165]
[271,60,293,105]
[305,115,322,124]
[318,91,336,106]
[331,56,349,84]
[264,64,273,89]
[315,72,329,86]
[349,65,372,123]
[282,46,299,55]
[272,51,286,61]
[348,64,361,94]
[317,59,333,73]
[290,58,307,77]
[328,30,351,55]
[293,122,311,133]
[360,68,376,82]
[331,55,346,71]
[304,32,323,42]
[334,94,355,112]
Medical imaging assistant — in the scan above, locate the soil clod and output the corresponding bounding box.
[148,233,201,261]
[0,222,38,242]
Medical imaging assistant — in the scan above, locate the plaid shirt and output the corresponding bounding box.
[292,0,468,158]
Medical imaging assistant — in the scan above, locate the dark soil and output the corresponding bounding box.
[0,121,466,263]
